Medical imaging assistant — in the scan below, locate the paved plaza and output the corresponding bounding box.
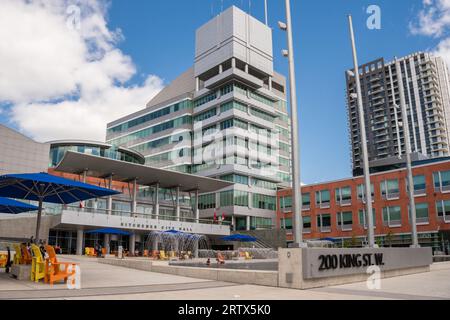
[0,256,449,300]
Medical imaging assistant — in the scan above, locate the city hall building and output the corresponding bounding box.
[0,124,232,254]
[277,158,450,251]
[106,6,292,232]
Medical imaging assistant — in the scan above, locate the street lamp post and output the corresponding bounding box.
[279,0,303,246]
[347,15,376,247]
[394,58,420,248]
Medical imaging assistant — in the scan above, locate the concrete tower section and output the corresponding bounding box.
[106,6,292,232]
[346,52,450,176]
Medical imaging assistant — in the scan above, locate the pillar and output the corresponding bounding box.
[194,189,200,222]
[104,234,110,254]
[153,183,160,220]
[195,77,199,91]
[131,178,137,216]
[76,229,84,256]
[176,186,181,222]
[231,57,236,68]
[107,175,113,215]
[129,233,136,256]
[232,216,236,232]
[268,76,272,90]
[246,216,251,231]
[219,64,223,74]
[245,63,249,73]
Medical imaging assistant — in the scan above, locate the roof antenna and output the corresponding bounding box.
[221,0,224,12]
[264,0,268,26]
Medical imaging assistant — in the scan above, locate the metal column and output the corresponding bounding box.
[348,15,375,247]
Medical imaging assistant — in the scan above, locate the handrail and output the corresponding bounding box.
[62,205,231,226]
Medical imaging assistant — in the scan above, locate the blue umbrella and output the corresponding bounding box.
[85,228,131,236]
[0,197,38,214]
[221,234,258,242]
[0,172,120,240]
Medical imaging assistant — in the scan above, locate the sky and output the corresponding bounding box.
[0,0,449,184]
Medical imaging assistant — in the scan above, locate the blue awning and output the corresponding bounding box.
[85,228,131,236]
[0,172,120,204]
[221,234,257,242]
[0,197,38,214]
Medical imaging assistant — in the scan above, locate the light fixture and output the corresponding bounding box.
[278,21,287,30]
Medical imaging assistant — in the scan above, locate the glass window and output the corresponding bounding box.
[220,174,249,185]
[220,190,248,207]
[335,186,352,205]
[409,203,429,224]
[413,175,426,192]
[302,193,311,209]
[280,196,292,210]
[194,108,217,122]
[251,217,272,230]
[357,183,374,201]
[337,212,353,230]
[303,216,311,231]
[198,194,216,210]
[436,200,450,222]
[282,218,293,230]
[317,214,331,231]
[315,190,331,207]
[358,209,376,228]
[382,206,402,227]
[381,179,400,199]
[253,194,276,210]
[434,170,450,192]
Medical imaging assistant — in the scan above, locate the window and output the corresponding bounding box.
[220,101,248,113]
[220,174,248,185]
[280,196,292,212]
[252,178,277,190]
[250,108,276,122]
[381,179,400,200]
[302,193,311,210]
[220,118,248,130]
[382,206,402,227]
[220,190,248,207]
[282,218,293,230]
[409,203,429,224]
[253,194,276,210]
[358,209,376,229]
[436,200,450,223]
[335,187,352,205]
[337,212,353,231]
[251,217,272,230]
[198,194,216,210]
[315,190,331,208]
[194,108,217,122]
[406,175,426,196]
[357,184,374,202]
[433,170,450,192]
[194,92,217,108]
[303,216,312,233]
[317,214,332,232]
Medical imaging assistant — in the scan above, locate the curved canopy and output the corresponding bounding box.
[0,197,38,214]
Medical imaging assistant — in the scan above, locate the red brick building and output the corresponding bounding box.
[277,158,450,250]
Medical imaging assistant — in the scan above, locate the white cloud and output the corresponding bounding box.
[410,0,450,67]
[0,0,163,142]
[410,0,450,37]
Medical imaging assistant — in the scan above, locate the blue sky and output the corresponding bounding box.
[0,0,446,184]
[104,0,439,184]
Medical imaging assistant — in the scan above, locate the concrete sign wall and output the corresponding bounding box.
[301,248,433,279]
[279,248,433,290]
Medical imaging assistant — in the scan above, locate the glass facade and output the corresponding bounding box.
[49,143,144,167]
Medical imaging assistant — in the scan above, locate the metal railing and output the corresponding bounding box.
[63,206,231,226]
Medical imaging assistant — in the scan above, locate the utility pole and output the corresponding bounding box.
[348,15,375,247]
[279,0,303,246]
